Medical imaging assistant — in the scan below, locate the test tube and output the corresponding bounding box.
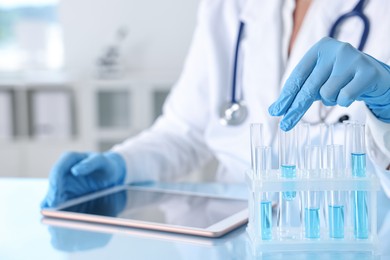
[319,124,335,229]
[278,128,300,238]
[327,144,345,239]
[351,123,368,239]
[251,123,263,172]
[343,121,354,174]
[255,146,272,240]
[297,123,310,171]
[249,123,263,237]
[319,123,335,169]
[279,128,297,200]
[296,123,311,236]
[304,145,321,239]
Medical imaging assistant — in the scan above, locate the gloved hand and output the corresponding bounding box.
[41,152,126,208]
[269,37,390,131]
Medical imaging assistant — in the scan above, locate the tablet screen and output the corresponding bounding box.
[60,188,247,229]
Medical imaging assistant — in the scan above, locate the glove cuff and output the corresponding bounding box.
[367,102,390,123]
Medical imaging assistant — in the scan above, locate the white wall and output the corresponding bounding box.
[59,0,200,78]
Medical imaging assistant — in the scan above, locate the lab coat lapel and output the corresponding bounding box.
[280,0,330,123]
[282,0,352,83]
[240,0,287,145]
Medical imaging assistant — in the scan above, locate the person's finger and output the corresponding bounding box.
[50,152,90,190]
[319,74,354,105]
[52,152,90,179]
[41,152,89,208]
[279,54,333,131]
[319,43,357,104]
[336,70,373,107]
[40,199,49,209]
[268,43,319,116]
[71,154,108,176]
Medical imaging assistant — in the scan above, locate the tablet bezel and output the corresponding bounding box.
[41,185,248,238]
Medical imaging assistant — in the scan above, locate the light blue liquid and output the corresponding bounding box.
[353,191,369,239]
[260,201,272,240]
[352,153,366,177]
[281,165,296,201]
[328,205,344,239]
[351,153,369,239]
[305,207,320,239]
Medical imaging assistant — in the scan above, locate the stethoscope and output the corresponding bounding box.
[219,0,369,126]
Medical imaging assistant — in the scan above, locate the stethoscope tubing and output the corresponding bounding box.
[328,0,369,51]
[231,21,245,104]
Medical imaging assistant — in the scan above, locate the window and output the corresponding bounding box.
[0,0,63,72]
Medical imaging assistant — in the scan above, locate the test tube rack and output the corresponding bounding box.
[246,168,380,253]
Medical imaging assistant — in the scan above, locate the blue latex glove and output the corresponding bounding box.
[269,37,390,131]
[41,152,126,208]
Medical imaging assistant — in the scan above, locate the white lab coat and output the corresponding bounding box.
[113,0,390,195]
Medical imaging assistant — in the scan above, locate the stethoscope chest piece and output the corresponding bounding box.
[219,101,248,126]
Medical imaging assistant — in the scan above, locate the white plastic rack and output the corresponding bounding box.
[246,168,380,254]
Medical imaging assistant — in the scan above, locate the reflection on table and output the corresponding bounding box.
[1,179,390,259]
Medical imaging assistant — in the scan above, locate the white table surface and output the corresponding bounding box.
[2,178,390,260]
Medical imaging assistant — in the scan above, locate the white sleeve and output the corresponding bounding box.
[366,106,390,196]
[111,1,215,184]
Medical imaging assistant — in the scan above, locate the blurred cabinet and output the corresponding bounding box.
[29,89,74,139]
[0,90,14,140]
[0,73,174,178]
[91,75,173,153]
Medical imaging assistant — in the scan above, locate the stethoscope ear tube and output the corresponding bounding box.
[328,0,369,51]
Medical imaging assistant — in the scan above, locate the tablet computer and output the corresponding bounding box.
[41,186,248,238]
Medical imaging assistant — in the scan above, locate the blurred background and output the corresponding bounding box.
[0,0,201,179]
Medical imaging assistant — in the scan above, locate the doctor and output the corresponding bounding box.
[42,0,390,208]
